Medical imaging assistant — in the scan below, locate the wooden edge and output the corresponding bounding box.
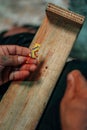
[46,3,85,25]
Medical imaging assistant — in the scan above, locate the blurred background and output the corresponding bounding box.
[0,0,69,31]
[0,0,46,30]
[0,0,87,60]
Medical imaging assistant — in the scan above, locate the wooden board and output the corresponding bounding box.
[0,3,85,130]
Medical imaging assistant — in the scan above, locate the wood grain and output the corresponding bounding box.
[0,3,85,130]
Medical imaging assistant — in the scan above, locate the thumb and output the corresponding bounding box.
[64,72,75,99]
[71,70,87,97]
[0,55,27,66]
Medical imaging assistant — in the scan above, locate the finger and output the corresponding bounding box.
[0,55,27,66]
[64,71,75,99]
[9,71,30,81]
[70,70,87,97]
[20,64,37,71]
[26,57,38,64]
[71,70,87,89]
[1,45,30,56]
[4,27,31,37]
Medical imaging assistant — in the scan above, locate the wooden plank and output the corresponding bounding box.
[0,3,85,130]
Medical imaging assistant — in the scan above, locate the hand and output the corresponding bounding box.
[0,45,38,85]
[60,70,87,130]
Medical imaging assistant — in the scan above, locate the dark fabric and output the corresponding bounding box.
[0,32,35,48]
[0,24,39,47]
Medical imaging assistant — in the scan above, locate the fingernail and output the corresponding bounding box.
[18,56,26,64]
[67,73,74,87]
[9,72,14,80]
[26,58,38,64]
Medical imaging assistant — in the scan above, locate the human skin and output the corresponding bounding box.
[3,26,37,37]
[60,70,87,130]
[0,45,38,85]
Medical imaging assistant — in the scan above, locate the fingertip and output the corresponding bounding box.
[67,72,75,89]
[64,72,75,99]
[67,72,74,82]
[69,70,86,83]
[18,56,26,64]
[26,57,38,65]
[68,69,82,83]
[29,65,37,71]
[22,47,31,56]
[67,70,83,86]
[9,71,30,81]
[20,63,38,71]
[69,70,82,78]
